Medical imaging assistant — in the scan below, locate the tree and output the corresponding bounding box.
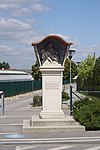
[93,56,100,90]
[6,62,10,69]
[63,58,78,80]
[77,53,96,91]
[32,58,78,81]
[31,61,41,80]
[0,61,10,69]
[78,54,95,78]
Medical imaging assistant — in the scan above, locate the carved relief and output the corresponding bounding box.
[36,38,67,65]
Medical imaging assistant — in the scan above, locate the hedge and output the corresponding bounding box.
[73,97,100,130]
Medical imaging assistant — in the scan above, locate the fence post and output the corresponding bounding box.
[70,86,73,116]
[0,91,4,116]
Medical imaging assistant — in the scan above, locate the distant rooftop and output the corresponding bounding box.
[0,70,32,81]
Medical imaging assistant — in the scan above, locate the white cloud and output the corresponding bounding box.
[0,0,50,68]
[0,45,14,53]
[0,3,31,16]
[0,18,33,45]
[0,0,43,4]
[0,0,50,16]
[0,0,42,4]
[72,43,100,63]
[61,36,99,63]
[0,19,31,31]
[0,44,36,68]
[0,45,20,56]
[0,4,8,10]
[31,3,50,12]
[0,18,45,68]
[0,18,37,47]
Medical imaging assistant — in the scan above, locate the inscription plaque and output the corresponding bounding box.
[45,82,59,90]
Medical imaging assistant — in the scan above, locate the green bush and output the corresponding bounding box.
[33,95,42,106]
[62,91,69,102]
[73,97,100,130]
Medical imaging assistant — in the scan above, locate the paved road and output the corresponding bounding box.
[0,89,69,132]
[0,95,42,133]
[0,88,100,149]
[0,96,41,121]
[0,144,100,150]
[0,83,79,126]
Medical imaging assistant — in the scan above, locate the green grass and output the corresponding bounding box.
[80,91,100,99]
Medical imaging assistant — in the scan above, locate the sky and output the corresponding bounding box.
[0,0,100,69]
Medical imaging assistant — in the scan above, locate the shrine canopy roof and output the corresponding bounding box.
[32,34,73,46]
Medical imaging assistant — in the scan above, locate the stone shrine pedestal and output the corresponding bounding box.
[39,65,65,119]
[23,34,85,133]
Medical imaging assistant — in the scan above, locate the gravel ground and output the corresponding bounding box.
[4,90,42,103]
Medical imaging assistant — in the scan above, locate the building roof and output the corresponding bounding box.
[0,70,28,75]
[0,70,32,81]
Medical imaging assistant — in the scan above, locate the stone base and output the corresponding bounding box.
[23,115,85,133]
[39,110,65,119]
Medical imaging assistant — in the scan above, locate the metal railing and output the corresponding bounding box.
[70,86,83,116]
[72,91,83,101]
[0,91,4,116]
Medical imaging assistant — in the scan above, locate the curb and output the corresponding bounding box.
[0,137,100,145]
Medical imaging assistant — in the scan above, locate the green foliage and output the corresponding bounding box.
[63,58,78,80]
[33,95,42,106]
[73,97,100,130]
[62,91,69,101]
[80,91,100,99]
[31,58,78,81]
[31,61,41,80]
[78,54,95,79]
[77,54,100,91]
[93,56,100,87]
[0,61,10,69]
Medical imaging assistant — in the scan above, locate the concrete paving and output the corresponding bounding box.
[0,131,100,146]
[0,84,100,145]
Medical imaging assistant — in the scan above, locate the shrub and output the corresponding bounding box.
[33,95,42,106]
[73,97,100,130]
[62,91,69,102]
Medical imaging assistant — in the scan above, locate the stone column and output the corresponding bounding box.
[39,65,65,119]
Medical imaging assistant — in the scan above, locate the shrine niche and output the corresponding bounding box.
[32,35,73,66]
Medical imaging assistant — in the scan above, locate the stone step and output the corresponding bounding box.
[23,119,85,133]
[30,116,79,126]
[0,124,22,133]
